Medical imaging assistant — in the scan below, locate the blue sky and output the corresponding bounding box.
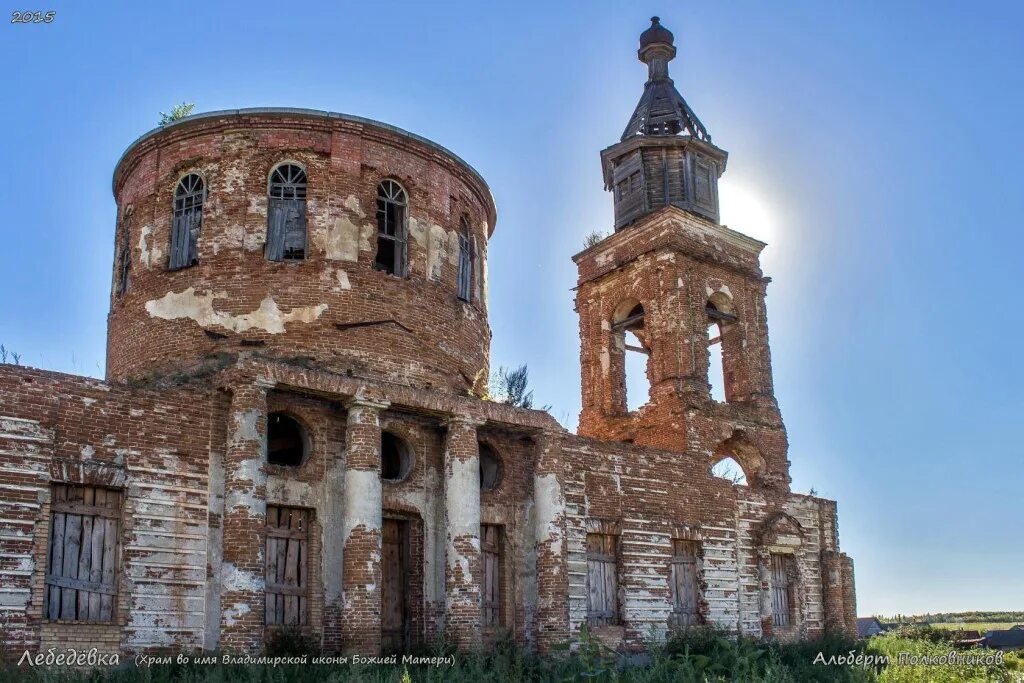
[1,1,1021,616]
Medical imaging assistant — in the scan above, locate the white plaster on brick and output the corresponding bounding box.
[221,563,263,593]
[534,473,564,558]
[222,601,251,627]
[341,468,382,543]
[138,224,161,269]
[343,194,365,218]
[317,216,359,261]
[146,288,327,334]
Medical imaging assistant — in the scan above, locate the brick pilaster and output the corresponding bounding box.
[533,430,569,653]
[341,398,388,655]
[840,554,857,640]
[219,381,271,652]
[443,415,484,649]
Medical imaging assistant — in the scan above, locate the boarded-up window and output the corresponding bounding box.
[586,532,618,625]
[457,216,473,301]
[266,164,308,261]
[375,180,407,276]
[670,539,701,627]
[169,173,204,270]
[115,207,132,296]
[770,553,796,628]
[265,506,310,627]
[45,484,121,622]
[481,524,503,628]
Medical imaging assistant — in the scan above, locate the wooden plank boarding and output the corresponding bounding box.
[380,519,407,652]
[481,525,502,628]
[265,505,309,627]
[45,484,120,622]
[586,532,618,625]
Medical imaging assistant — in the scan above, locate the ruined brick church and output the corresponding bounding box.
[0,18,856,657]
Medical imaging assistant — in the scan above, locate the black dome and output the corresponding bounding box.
[639,17,674,49]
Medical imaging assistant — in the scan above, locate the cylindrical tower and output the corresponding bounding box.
[108,109,496,393]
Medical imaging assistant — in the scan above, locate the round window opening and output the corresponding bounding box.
[479,443,502,492]
[267,413,308,467]
[381,431,413,482]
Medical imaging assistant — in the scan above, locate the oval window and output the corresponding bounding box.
[267,413,308,467]
[479,442,502,492]
[381,431,413,482]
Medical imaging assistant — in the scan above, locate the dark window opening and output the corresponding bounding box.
[457,215,473,301]
[170,173,204,270]
[381,431,413,482]
[267,164,308,262]
[267,413,306,467]
[375,180,407,276]
[479,442,502,491]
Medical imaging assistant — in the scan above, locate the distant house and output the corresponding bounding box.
[857,617,886,638]
[952,630,984,647]
[984,629,1024,651]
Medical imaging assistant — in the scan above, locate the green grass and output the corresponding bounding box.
[929,622,1021,632]
[2,626,1020,683]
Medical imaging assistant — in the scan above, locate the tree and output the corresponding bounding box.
[0,344,21,365]
[583,230,607,248]
[159,102,195,126]
[489,364,535,409]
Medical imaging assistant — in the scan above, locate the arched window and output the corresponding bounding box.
[711,456,747,485]
[479,442,502,491]
[267,163,307,261]
[267,412,308,467]
[706,295,736,402]
[457,215,473,301]
[611,300,651,413]
[375,180,408,276]
[710,431,765,487]
[381,431,413,482]
[169,174,204,270]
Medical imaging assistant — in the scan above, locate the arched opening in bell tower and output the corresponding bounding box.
[611,300,651,413]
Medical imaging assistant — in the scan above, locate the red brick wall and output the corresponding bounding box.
[108,112,496,395]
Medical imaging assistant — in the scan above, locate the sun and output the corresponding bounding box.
[718,178,776,247]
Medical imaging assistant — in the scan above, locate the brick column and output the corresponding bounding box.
[219,381,271,652]
[821,550,846,635]
[322,434,347,652]
[533,430,569,653]
[840,554,857,640]
[443,415,484,649]
[341,398,388,655]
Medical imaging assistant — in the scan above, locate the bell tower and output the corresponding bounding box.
[574,17,790,490]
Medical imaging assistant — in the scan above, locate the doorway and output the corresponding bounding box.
[381,518,409,652]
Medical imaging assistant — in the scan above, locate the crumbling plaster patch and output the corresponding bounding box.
[342,469,382,543]
[222,563,263,596]
[533,473,564,558]
[138,224,162,269]
[146,288,327,334]
[222,602,251,628]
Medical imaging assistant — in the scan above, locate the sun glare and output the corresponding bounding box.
[718,179,775,247]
